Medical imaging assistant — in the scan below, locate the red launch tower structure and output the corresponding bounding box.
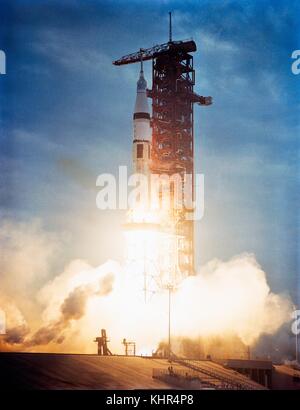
[113,16,212,279]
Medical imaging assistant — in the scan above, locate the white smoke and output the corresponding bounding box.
[172,254,292,345]
[0,219,294,356]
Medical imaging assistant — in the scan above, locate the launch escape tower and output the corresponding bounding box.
[113,13,212,279]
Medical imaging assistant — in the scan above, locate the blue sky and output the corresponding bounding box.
[0,0,299,303]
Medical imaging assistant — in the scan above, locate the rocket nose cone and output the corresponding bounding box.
[134,70,150,115]
[137,72,147,91]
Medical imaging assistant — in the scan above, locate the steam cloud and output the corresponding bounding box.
[26,273,114,347]
[0,219,294,359]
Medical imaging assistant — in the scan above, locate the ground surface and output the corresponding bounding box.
[273,364,300,390]
[0,353,177,390]
[0,352,271,390]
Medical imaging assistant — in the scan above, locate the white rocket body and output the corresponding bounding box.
[132,67,151,174]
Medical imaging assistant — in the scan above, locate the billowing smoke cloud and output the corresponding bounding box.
[0,298,30,350]
[26,272,115,347]
[0,219,295,360]
[0,219,59,293]
[172,254,293,345]
[157,334,249,360]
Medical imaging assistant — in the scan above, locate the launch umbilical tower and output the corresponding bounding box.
[114,14,212,281]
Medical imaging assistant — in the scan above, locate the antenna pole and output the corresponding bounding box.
[169,12,172,42]
[167,283,173,360]
[296,323,299,364]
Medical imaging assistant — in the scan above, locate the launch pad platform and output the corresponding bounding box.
[0,352,285,390]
